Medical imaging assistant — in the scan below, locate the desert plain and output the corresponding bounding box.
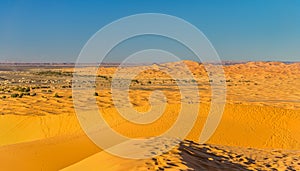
[0,60,299,170]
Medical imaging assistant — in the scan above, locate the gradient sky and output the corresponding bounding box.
[0,0,299,62]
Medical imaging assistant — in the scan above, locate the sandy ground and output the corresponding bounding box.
[0,61,299,170]
[62,139,300,171]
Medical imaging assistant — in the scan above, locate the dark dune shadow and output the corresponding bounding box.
[179,140,250,171]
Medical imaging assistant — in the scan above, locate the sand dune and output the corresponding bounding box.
[0,103,299,170]
[0,133,100,170]
[0,61,299,170]
[62,139,300,171]
[1,103,299,149]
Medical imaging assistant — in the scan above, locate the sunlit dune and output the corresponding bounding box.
[0,61,299,170]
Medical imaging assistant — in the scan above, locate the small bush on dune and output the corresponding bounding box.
[17,87,30,92]
[23,92,30,96]
[25,87,30,92]
[41,86,50,89]
[54,93,62,98]
[11,93,19,98]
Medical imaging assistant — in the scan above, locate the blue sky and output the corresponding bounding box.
[0,0,299,62]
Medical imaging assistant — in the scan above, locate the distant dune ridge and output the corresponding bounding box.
[0,61,299,170]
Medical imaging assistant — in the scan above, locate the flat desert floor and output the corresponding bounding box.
[0,61,299,170]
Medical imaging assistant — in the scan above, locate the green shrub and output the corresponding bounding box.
[23,92,30,96]
[16,87,30,92]
[36,71,72,77]
[132,79,139,84]
[54,93,62,98]
[41,86,50,89]
[11,93,19,98]
[94,92,99,96]
[1,95,6,99]
[25,87,30,92]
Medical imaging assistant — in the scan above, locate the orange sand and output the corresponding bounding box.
[0,61,299,170]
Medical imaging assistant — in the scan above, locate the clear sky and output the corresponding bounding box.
[0,0,299,62]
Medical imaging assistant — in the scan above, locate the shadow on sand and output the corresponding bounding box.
[179,140,250,171]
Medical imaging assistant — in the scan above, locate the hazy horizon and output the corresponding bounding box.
[0,59,299,64]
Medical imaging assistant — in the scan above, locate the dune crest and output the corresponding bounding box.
[0,61,299,170]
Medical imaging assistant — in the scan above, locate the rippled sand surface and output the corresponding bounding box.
[0,61,299,170]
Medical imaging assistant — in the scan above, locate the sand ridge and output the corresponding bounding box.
[0,61,299,170]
